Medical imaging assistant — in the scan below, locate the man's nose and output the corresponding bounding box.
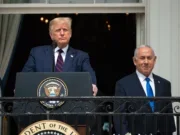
[60,30,64,35]
[144,58,148,63]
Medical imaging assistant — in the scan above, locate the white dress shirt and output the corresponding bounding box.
[54,45,69,64]
[136,70,155,96]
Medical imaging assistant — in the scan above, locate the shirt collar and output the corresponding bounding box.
[54,45,69,54]
[136,70,153,82]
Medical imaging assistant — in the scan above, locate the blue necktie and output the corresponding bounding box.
[55,49,64,72]
[145,77,155,112]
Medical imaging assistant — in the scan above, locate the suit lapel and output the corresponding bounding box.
[133,73,146,96]
[153,74,162,97]
[153,74,162,112]
[44,45,54,72]
[63,47,75,72]
[132,73,149,112]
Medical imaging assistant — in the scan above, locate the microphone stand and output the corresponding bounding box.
[47,41,57,119]
[46,110,50,120]
[52,41,57,72]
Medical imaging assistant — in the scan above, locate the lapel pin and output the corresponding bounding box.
[158,81,160,83]
[70,55,73,58]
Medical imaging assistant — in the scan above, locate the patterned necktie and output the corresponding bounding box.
[55,49,63,72]
[145,77,155,112]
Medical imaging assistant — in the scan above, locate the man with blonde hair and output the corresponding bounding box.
[23,17,98,96]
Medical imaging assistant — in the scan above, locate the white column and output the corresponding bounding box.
[136,13,145,46]
[145,0,180,133]
[145,0,180,97]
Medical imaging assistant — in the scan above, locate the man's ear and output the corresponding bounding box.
[133,57,136,66]
[154,56,157,63]
[70,30,72,38]
[49,32,53,40]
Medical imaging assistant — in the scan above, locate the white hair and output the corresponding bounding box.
[134,45,156,57]
[49,17,72,32]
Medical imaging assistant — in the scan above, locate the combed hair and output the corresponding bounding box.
[49,17,72,32]
[134,45,156,57]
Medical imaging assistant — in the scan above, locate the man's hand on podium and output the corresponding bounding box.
[92,84,98,96]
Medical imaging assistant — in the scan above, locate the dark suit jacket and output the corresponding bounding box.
[114,72,175,135]
[22,45,96,84]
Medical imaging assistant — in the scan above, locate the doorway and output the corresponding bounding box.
[3,13,136,135]
[5,13,136,96]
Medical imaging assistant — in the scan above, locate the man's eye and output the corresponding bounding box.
[63,29,68,32]
[56,29,61,32]
[148,57,153,60]
[55,29,68,32]
[140,57,145,60]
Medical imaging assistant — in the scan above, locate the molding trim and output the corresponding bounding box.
[0,3,145,14]
[136,13,145,46]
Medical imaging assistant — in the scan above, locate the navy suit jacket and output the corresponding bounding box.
[22,45,96,84]
[114,72,175,135]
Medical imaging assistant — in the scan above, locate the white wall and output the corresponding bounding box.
[145,0,180,97]
[145,0,180,132]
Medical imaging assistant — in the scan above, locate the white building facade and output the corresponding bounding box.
[0,0,180,133]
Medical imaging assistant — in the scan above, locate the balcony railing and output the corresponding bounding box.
[1,97,180,135]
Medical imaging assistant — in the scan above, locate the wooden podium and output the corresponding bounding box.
[74,125,87,135]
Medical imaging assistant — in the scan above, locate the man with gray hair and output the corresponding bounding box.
[114,45,175,135]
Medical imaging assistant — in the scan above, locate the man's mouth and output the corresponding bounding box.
[143,66,149,69]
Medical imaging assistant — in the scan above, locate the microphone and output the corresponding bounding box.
[52,41,57,72]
